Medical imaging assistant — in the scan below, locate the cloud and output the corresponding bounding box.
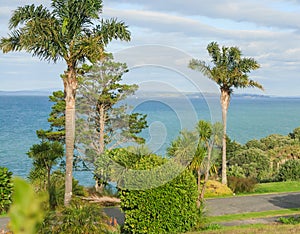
[106,0,300,30]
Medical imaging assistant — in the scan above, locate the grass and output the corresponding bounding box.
[252,181,300,194]
[207,208,300,223]
[187,223,300,234]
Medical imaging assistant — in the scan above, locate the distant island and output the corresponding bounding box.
[1,89,299,99]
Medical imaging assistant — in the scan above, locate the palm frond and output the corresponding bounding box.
[0,30,22,52]
[188,59,212,79]
[96,18,131,46]
[9,4,51,29]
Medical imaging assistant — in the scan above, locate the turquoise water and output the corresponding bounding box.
[1,95,300,186]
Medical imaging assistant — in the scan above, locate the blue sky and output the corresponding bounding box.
[1,0,300,96]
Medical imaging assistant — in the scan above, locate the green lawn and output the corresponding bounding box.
[208,208,300,223]
[252,181,300,194]
[187,223,300,234]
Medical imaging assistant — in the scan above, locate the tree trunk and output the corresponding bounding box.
[95,104,106,193]
[200,144,213,202]
[196,169,201,208]
[99,104,105,156]
[47,166,52,208]
[64,66,77,206]
[220,89,230,185]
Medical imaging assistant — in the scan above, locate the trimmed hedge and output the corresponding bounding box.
[0,167,13,213]
[120,155,199,234]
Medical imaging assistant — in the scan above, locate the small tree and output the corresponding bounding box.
[27,141,64,208]
[197,121,222,202]
[168,121,222,207]
[76,55,147,192]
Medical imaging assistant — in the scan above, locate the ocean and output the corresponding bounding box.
[1,95,300,186]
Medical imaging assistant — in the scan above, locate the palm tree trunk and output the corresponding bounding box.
[196,169,201,208]
[220,89,230,185]
[200,144,213,202]
[63,66,77,206]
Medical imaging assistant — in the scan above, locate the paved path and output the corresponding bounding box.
[205,192,300,216]
[0,217,9,232]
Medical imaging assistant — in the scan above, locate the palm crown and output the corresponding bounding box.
[189,42,263,93]
[1,0,130,65]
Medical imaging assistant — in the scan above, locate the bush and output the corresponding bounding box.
[39,199,116,234]
[49,170,85,208]
[276,159,300,181]
[204,180,233,197]
[278,216,300,224]
[228,176,257,193]
[0,167,13,214]
[120,155,199,234]
[229,148,270,181]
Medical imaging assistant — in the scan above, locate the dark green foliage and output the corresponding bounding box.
[245,139,267,151]
[289,127,300,142]
[120,154,199,234]
[0,167,13,213]
[36,91,65,142]
[260,134,294,150]
[228,176,257,193]
[226,136,244,159]
[38,200,114,234]
[276,160,300,181]
[229,148,270,181]
[27,141,64,208]
[48,171,85,208]
[76,55,147,185]
[278,216,300,224]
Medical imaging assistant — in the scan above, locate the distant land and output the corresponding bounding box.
[0,89,55,96]
[1,89,299,99]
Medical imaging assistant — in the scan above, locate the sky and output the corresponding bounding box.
[1,0,300,96]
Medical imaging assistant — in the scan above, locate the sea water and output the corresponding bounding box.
[1,95,300,186]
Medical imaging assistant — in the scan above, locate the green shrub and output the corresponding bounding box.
[228,176,257,193]
[120,155,199,234]
[204,180,233,197]
[0,167,13,214]
[229,148,270,181]
[49,170,85,208]
[39,199,116,234]
[227,164,245,178]
[276,159,300,181]
[278,216,300,224]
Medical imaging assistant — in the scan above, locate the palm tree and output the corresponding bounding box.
[0,0,130,205]
[189,42,263,185]
[27,141,64,208]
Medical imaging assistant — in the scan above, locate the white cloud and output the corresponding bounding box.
[0,0,299,96]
